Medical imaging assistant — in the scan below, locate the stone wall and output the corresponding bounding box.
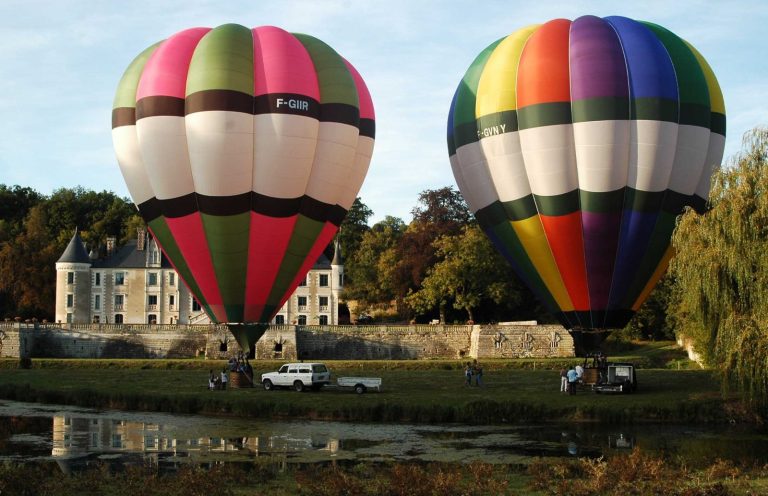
[0,322,574,360]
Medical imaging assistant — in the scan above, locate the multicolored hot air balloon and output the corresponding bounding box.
[447,16,725,352]
[112,24,375,351]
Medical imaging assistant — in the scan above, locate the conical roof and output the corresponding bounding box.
[57,229,91,264]
[331,238,343,265]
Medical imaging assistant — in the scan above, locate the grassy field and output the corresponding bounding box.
[0,342,741,424]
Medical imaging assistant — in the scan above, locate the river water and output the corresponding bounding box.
[1,400,766,473]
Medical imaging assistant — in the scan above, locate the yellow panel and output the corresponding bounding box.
[511,216,574,311]
[632,245,675,311]
[685,41,725,115]
[475,25,540,117]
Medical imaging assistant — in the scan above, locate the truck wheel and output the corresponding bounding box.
[262,379,273,391]
[294,381,305,392]
[354,384,366,394]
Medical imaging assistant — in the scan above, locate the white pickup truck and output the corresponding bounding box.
[261,363,331,392]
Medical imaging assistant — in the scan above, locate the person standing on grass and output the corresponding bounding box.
[208,370,216,390]
[220,369,228,390]
[464,363,473,386]
[560,367,568,393]
[567,366,579,395]
[473,359,484,387]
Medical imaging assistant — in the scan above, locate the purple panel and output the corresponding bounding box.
[607,210,660,308]
[581,211,622,310]
[569,16,629,100]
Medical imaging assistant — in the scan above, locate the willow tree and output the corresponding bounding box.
[670,128,768,411]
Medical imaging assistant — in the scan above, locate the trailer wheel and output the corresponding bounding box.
[262,379,274,391]
[294,381,305,392]
[354,384,367,394]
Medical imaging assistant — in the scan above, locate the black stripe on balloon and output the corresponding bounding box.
[321,103,359,127]
[112,107,137,128]
[136,193,347,226]
[185,90,253,115]
[135,96,185,120]
[710,112,726,136]
[359,118,375,138]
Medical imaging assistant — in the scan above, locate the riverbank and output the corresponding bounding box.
[0,358,754,425]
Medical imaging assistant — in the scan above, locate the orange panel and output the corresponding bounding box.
[539,212,590,310]
[517,18,572,107]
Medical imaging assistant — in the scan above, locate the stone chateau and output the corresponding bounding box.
[54,229,344,327]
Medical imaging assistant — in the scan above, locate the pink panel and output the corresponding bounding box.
[243,213,299,321]
[274,223,339,312]
[252,26,320,98]
[344,59,375,119]
[136,27,211,99]
[165,214,227,321]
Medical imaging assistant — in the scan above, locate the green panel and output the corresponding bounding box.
[533,190,580,216]
[571,97,630,123]
[518,102,572,130]
[201,212,251,322]
[265,215,326,310]
[641,22,710,119]
[711,112,726,136]
[453,39,503,129]
[620,211,676,308]
[113,42,161,109]
[579,189,626,213]
[477,110,519,136]
[631,97,678,122]
[293,33,358,107]
[186,24,254,95]
[148,217,215,318]
[623,188,665,212]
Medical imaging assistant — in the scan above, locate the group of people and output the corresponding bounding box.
[464,360,484,387]
[560,364,584,395]
[208,368,229,390]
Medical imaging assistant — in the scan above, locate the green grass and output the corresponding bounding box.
[0,361,736,424]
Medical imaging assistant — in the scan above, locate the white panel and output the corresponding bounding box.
[628,120,678,193]
[668,124,711,194]
[573,120,630,192]
[112,126,154,205]
[185,111,254,197]
[456,141,498,212]
[136,116,195,200]
[253,113,320,199]
[480,131,531,203]
[694,132,725,199]
[304,122,359,205]
[337,136,374,210]
[519,124,578,197]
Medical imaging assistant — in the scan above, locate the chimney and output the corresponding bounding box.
[106,236,116,256]
[137,227,146,251]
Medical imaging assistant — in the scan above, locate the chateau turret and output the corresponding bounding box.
[55,229,92,324]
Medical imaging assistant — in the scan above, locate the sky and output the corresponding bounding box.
[0,0,766,224]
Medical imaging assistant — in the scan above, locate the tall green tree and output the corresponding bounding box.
[334,197,373,270]
[406,225,522,323]
[670,128,768,411]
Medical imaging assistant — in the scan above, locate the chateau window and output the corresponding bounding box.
[169,294,175,309]
[275,315,285,325]
[318,296,329,312]
[67,272,74,284]
[148,272,158,286]
[92,315,100,324]
[319,274,329,287]
[297,296,307,310]
[148,294,158,309]
[298,276,306,287]
[339,273,343,286]
[169,273,175,286]
[115,272,125,285]
[319,315,328,325]
[114,314,123,324]
[66,313,73,323]
[192,299,202,312]
[94,273,101,286]
[94,295,101,310]
[297,315,307,325]
[66,294,73,308]
[114,294,124,311]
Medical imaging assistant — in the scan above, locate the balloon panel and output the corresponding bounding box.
[113,24,375,324]
[448,15,725,330]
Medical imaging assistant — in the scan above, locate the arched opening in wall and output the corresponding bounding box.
[114,314,123,324]
[298,315,307,326]
[147,315,157,324]
[338,303,350,324]
[219,340,228,352]
[274,342,283,359]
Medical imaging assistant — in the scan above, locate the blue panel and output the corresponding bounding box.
[604,16,678,100]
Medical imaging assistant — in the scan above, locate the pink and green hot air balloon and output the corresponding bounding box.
[112,24,375,351]
[447,16,724,353]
